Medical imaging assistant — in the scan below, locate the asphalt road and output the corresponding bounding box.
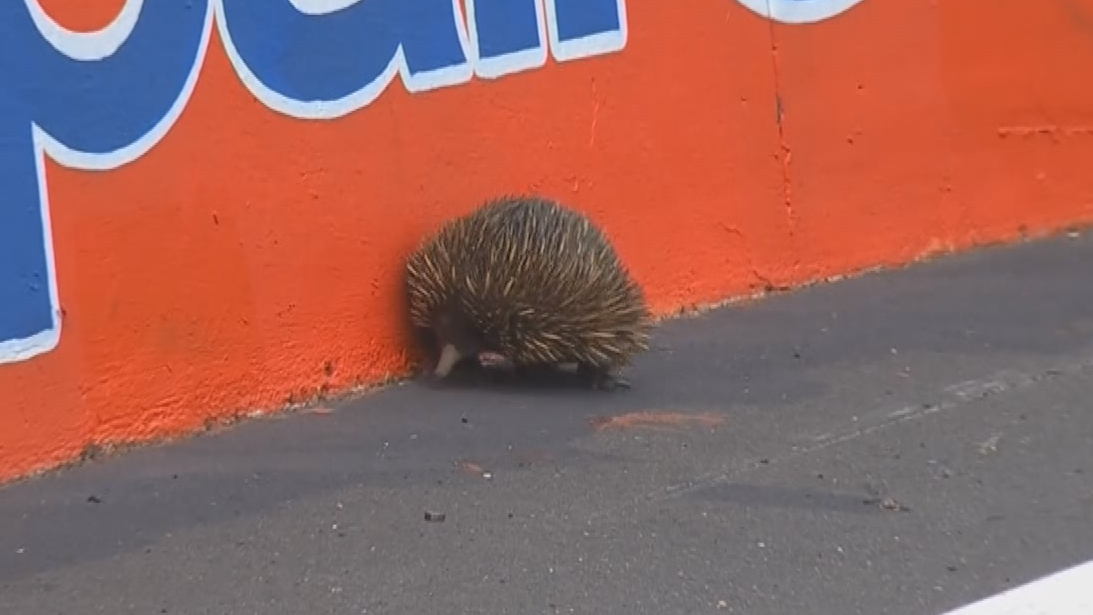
[2,231,1092,615]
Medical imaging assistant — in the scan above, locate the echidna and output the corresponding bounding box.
[404,195,651,389]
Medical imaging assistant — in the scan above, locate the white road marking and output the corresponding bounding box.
[939,560,1093,615]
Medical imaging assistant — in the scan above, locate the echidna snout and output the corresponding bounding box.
[428,307,493,378]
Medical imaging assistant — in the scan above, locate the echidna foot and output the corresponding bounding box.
[595,374,632,391]
[477,351,515,371]
[577,363,632,391]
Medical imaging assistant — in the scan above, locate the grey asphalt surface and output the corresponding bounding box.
[3,231,1093,615]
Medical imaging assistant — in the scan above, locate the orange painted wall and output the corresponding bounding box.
[1,0,1091,483]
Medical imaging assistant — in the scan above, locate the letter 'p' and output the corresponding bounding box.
[0,1,211,363]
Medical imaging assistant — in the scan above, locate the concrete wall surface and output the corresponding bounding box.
[1,0,1091,482]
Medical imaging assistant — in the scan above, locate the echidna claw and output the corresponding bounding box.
[596,375,632,391]
[577,364,631,391]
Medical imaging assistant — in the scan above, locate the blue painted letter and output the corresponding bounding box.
[467,0,546,78]
[0,2,211,363]
[218,0,473,118]
[546,0,627,62]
